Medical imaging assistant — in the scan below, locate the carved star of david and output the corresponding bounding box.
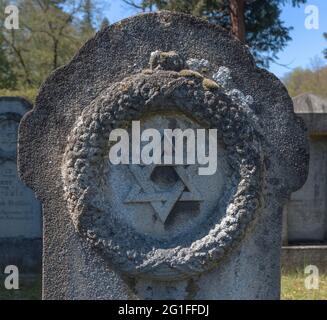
[125,163,203,224]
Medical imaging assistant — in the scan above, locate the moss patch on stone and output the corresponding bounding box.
[202,78,220,91]
[179,69,203,79]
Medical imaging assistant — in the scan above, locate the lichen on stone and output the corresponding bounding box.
[212,66,258,127]
[150,50,186,71]
[213,66,234,90]
[186,58,210,73]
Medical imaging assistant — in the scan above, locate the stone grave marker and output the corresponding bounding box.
[0,97,41,274]
[18,12,309,300]
[283,93,327,245]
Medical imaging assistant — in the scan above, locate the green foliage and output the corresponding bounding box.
[283,65,327,98]
[0,45,16,89]
[0,88,38,103]
[124,0,307,67]
[0,275,41,300]
[0,0,97,92]
[282,271,327,300]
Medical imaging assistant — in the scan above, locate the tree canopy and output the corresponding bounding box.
[0,0,101,99]
[1,0,325,102]
[123,0,307,67]
[284,64,327,99]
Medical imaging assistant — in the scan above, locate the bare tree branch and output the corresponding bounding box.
[122,0,148,11]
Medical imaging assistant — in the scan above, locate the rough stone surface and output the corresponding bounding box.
[62,66,263,281]
[283,94,327,245]
[0,97,42,273]
[18,11,309,300]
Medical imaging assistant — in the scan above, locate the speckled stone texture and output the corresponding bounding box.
[18,11,309,300]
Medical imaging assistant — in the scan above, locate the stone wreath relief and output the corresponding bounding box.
[62,51,264,280]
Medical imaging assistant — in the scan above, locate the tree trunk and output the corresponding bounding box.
[229,0,246,42]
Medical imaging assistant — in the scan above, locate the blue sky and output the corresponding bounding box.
[103,0,327,79]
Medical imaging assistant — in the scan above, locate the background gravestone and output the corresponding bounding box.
[18,12,309,300]
[281,93,327,272]
[283,93,327,244]
[0,97,42,274]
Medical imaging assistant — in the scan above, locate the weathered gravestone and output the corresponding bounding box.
[281,93,327,272]
[0,97,42,274]
[18,12,309,300]
[283,93,327,245]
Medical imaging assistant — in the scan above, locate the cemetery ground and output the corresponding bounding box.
[281,270,327,300]
[0,271,326,300]
[0,274,41,300]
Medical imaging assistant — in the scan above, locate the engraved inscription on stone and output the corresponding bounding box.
[0,116,19,154]
[0,161,41,238]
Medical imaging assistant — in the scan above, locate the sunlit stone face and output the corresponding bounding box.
[105,113,231,241]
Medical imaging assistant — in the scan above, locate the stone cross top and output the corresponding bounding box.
[18,12,309,300]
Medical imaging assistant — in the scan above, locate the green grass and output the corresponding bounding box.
[281,271,327,300]
[0,272,326,300]
[0,275,41,300]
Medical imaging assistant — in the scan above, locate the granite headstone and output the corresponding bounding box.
[18,12,309,300]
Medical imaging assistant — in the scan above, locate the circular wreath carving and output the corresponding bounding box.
[62,68,264,280]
